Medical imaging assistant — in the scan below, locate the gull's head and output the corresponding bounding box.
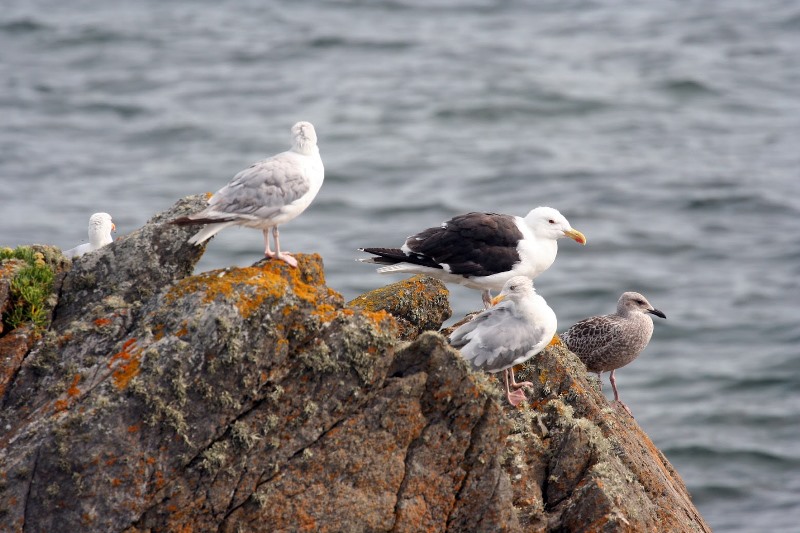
[291,121,318,154]
[89,212,114,233]
[493,275,535,305]
[88,212,115,244]
[617,291,666,319]
[525,206,586,245]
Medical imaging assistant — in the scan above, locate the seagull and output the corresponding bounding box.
[360,207,585,308]
[449,276,557,406]
[171,121,324,267]
[63,212,115,258]
[560,292,666,415]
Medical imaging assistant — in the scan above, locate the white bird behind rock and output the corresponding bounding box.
[360,207,585,308]
[449,276,557,406]
[63,212,115,259]
[171,121,324,267]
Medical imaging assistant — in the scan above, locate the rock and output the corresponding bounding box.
[0,324,36,400]
[506,342,710,531]
[348,275,452,340]
[0,258,25,333]
[0,196,710,532]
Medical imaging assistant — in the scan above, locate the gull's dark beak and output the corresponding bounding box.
[648,308,666,319]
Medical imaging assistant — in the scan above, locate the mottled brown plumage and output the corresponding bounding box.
[560,292,666,415]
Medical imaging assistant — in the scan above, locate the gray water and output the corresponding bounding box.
[2,1,799,530]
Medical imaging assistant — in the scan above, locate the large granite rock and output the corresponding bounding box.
[0,196,710,532]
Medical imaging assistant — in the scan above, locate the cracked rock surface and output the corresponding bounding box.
[0,196,710,532]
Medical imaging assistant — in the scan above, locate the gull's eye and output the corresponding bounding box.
[548,219,556,224]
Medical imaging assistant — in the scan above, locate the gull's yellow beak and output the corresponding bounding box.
[111,223,117,233]
[490,294,505,306]
[564,228,586,245]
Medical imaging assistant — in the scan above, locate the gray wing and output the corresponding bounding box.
[450,303,541,372]
[448,307,503,349]
[561,315,623,358]
[205,152,311,219]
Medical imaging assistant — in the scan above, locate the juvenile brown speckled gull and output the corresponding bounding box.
[560,291,666,416]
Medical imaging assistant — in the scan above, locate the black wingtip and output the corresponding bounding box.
[169,216,194,226]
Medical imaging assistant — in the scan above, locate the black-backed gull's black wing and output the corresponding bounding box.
[404,212,523,277]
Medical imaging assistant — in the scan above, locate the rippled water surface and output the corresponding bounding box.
[2,1,799,530]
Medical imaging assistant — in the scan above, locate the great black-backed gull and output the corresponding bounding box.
[63,212,115,259]
[360,206,585,307]
[171,121,324,267]
[449,276,557,406]
[560,291,666,415]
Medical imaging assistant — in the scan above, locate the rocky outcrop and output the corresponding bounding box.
[0,196,710,532]
[348,274,452,340]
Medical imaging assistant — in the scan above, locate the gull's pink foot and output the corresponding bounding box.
[614,400,634,417]
[275,252,298,268]
[509,369,533,390]
[507,388,527,407]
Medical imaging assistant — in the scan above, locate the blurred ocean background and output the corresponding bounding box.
[2,0,799,530]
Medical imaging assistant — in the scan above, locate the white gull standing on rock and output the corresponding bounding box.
[63,212,115,259]
[171,121,324,267]
[359,207,585,308]
[449,276,557,406]
[560,291,666,416]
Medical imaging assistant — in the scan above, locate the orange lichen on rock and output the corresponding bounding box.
[152,323,165,341]
[67,374,81,398]
[109,338,141,389]
[311,302,339,323]
[94,317,112,328]
[164,254,337,321]
[359,308,394,328]
[347,275,450,341]
[166,266,289,318]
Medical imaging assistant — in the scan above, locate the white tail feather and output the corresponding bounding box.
[375,263,436,274]
[188,221,238,245]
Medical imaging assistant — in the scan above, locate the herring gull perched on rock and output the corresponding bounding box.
[560,291,666,415]
[449,276,557,406]
[171,121,324,267]
[359,207,585,308]
[63,212,115,259]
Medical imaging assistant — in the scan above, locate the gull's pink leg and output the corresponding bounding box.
[271,226,297,267]
[263,229,276,258]
[509,368,534,390]
[609,370,633,416]
[505,369,527,407]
